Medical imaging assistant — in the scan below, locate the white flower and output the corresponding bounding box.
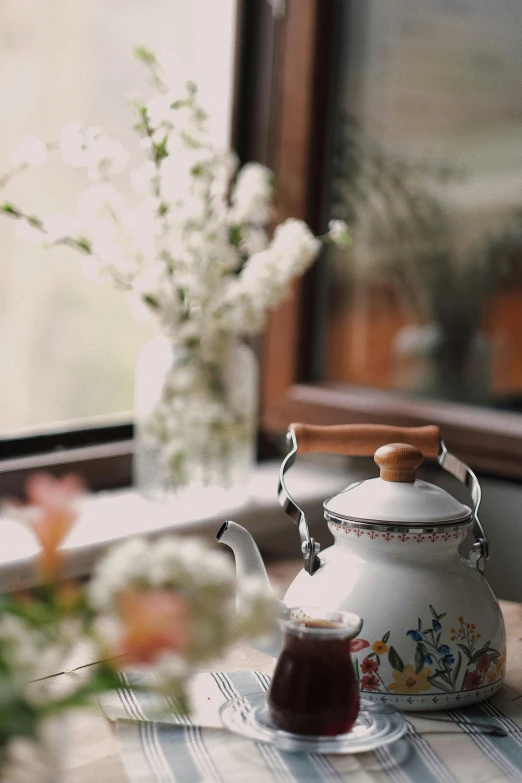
[88,537,151,611]
[60,122,128,181]
[328,218,350,246]
[10,135,47,167]
[270,218,321,272]
[131,161,157,197]
[86,134,128,182]
[145,91,178,132]
[4,63,328,375]
[77,183,126,225]
[239,227,269,256]
[0,614,39,673]
[229,162,273,225]
[60,121,99,168]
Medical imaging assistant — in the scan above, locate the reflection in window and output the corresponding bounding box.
[0,0,236,433]
[327,0,522,409]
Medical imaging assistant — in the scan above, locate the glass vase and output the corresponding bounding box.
[134,334,258,516]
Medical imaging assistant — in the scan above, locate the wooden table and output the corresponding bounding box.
[62,561,522,782]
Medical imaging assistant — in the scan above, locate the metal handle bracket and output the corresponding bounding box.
[278,429,322,574]
[437,440,489,571]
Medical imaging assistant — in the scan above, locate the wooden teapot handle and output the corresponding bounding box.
[289,423,440,458]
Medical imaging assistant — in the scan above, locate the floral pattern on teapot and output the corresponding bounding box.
[329,522,468,544]
[351,605,505,696]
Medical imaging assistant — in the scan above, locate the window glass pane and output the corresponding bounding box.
[326,0,522,409]
[0,0,236,433]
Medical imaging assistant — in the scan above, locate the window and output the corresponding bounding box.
[236,0,522,478]
[0,1,236,433]
[0,1,237,487]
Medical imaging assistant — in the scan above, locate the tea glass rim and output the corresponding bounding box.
[281,605,363,639]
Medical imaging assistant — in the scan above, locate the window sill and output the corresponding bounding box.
[0,457,350,592]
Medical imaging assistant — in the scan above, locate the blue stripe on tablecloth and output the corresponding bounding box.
[449,706,522,783]
[257,672,457,783]
[140,720,175,783]
[187,724,225,783]
[245,671,346,783]
[222,672,297,783]
[124,674,223,783]
[257,672,455,783]
[402,723,457,783]
[118,675,178,782]
[481,700,522,741]
[226,671,341,783]
[378,727,457,783]
[374,742,412,783]
[117,673,143,721]
[153,723,210,783]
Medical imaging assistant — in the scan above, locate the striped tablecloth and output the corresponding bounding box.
[100,671,522,783]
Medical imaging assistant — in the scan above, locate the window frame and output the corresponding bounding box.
[3,0,522,490]
[237,0,522,480]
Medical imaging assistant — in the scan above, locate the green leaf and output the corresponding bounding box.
[376,654,381,667]
[429,604,438,620]
[415,645,425,674]
[438,612,447,620]
[367,652,375,658]
[427,676,453,693]
[1,202,16,214]
[469,642,492,665]
[418,617,422,630]
[143,294,159,309]
[457,643,472,660]
[229,225,243,246]
[388,646,404,673]
[452,651,462,688]
[134,46,157,65]
[382,630,390,644]
[76,236,91,252]
[153,138,169,162]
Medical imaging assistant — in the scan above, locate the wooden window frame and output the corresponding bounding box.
[235,0,522,479]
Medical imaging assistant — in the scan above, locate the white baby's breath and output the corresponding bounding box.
[328,218,350,246]
[1,53,350,492]
[229,162,274,226]
[89,533,276,695]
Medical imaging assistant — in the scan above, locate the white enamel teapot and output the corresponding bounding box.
[217,423,506,712]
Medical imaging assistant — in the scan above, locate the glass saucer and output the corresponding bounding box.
[219,694,407,754]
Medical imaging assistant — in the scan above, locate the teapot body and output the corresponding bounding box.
[283,520,505,712]
[220,424,506,713]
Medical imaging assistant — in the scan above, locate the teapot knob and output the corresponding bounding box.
[374,443,423,482]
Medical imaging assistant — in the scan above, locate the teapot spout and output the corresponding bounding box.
[216,520,273,601]
[216,520,283,657]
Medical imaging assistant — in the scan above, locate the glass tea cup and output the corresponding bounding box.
[267,606,362,736]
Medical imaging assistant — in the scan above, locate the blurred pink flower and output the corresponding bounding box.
[115,588,192,664]
[8,472,84,581]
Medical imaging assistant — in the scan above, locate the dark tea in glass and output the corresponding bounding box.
[267,606,361,736]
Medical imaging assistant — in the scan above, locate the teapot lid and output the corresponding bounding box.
[323,443,472,526]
